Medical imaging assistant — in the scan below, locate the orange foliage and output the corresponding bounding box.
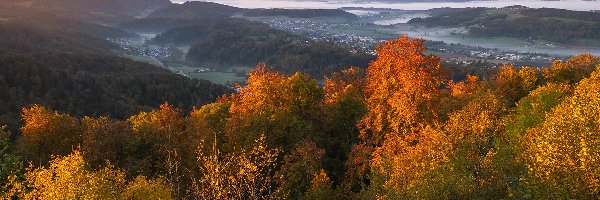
[19,105,81,164]
[360,35,448,143]
[225,63,323,151]
[495,65,540,105]
[542,53,600,84]
[324,66,366,105]
[449,74,480,97]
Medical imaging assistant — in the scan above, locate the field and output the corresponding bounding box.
[169,63,249,85]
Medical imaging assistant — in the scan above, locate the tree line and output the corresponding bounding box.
[2,36,599,199]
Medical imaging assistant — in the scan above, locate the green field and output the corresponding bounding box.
[170,63,250,85]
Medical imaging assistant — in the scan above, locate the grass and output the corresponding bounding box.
[169,63,250,84]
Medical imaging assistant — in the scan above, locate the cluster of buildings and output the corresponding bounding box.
[468,50,556,62]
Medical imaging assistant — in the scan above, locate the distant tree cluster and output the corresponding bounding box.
[409,7,600,43]
[183,19,373,77]
[2,36,599,199]
[244,9,358,19]
[0,22,230,133]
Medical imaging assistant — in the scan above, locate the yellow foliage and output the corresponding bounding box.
[542,53,600,84]
[19,105,81,163]
[523,68,600,198]
[193,134,281,199]
[370,126,451,197]
[495,65,540,105]
[21,150,127,200]
[124,176,172,200]
[448,74,480,97]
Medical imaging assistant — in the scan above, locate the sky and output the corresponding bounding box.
[170,0,600,11]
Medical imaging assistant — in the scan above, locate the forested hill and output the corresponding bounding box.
[0,23,115,54]
[1,13,135,39]
[146,1,245,19]
[245,8,359,19]
[174,18,374,77]
[146,1,358,19]
[408,7,600,43]
[0,21,230,131]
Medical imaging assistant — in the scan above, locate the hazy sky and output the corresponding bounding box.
[171,0,600,11]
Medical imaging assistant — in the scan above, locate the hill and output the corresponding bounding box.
[147,1,244,19]
[183,19,374,77]
[408,7,600,43]
[245,9,358,19]
[0,22,229,131]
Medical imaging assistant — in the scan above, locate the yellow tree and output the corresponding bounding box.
[8,150,172,200]
[494,65,540,106]
[497,83,572,198]
[193,134,281,199]
[225,64,323,152]
[542,53,600,84]
[523,68,600,199]
[18,105,81,165]
[20,150,127,199]
[124,176,172,200]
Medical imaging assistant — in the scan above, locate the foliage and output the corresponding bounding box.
[522,69,600,199]
[192,134,281,199]
[18,105,82,164]
[3,36,600,199]
[225,64,324,151]
[0,126,23,198]
[185,19,373,77]
[124,176,173,200]
[19,150,127,199]
[542,53,600,84]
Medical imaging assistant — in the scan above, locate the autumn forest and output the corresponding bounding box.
[1,35,599,199]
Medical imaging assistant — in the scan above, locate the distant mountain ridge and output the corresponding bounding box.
[146,1,244,18]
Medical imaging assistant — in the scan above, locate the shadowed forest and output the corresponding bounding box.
[1,36,599,199]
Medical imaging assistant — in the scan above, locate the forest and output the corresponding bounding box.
[182,18,373,77]
[409,7,600,43]
[0,18,230,133]
[2,36,599,199]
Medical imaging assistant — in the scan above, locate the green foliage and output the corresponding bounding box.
[185,18,373,77]
[0,126,23,197]
[124,176,172,200]
[410,7,600,42]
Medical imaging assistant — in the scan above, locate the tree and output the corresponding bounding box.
[303,170,335,200]
[497,83,572,198]
[193,134,281,199]
[359,35,447,145]
[347,35,448,193]
[18,105,81,165]
[0,126,23,198]
[542,54,600,84]
[494,65,540,106]
[124,176,172,200]
[19,150,127,199]
[276,140,326,199]
[225,64,323,152]
[522,68,600,199]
